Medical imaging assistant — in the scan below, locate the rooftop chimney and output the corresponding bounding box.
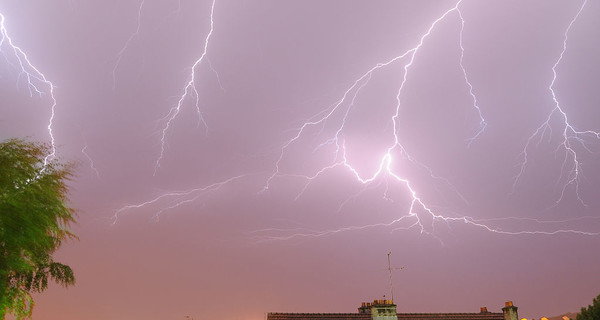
[481,307,489,313]
[502,301,519,320]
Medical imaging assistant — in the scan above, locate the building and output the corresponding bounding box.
[267,300,519,320]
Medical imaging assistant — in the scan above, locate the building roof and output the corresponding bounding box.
[267,312,504,320]
[267,300,513,320]
[267,313,370,320]
[396,312,504,320]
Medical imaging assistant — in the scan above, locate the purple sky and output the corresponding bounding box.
[1,1,600,319]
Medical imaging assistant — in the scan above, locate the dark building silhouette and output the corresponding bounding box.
[267,300,519,320]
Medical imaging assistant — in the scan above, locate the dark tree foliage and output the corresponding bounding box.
[577,293,600,320]
[0,139,76,319]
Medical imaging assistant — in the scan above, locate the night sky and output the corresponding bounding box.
[1,1,600,319]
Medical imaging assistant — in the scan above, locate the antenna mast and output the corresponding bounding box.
[388,251,393,302]
[387,251,404,304]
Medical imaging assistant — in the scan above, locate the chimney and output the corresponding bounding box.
[370,299,397,320]
[358,302,372,314]
[502,301,519,320]
[481,307,489,313]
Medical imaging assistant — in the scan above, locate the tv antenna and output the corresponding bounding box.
[387,251,404,303]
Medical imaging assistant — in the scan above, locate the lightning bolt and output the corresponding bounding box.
[513,0,598,206]
[81,143,101,179]
[261,1,476,236]
[458,8,486,146]
[112,173,254,223]
[154,0,217,175]
[111,0,231,221]
[0,12,58,164]
[112,0,146,92]
[251,215,600,243]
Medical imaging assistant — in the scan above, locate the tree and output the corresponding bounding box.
[577,293,600,320]
[0,139,76,319]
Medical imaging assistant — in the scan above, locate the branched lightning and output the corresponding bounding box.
[513,0,598,206]
[261,1,476,238]
[112,173,253,223]
[0,13,58,164]
[154,0,217,175]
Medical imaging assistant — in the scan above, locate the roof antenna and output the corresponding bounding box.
[387,251,404,303]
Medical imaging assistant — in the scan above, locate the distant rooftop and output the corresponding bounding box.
[267,300,517,320]
[268,313,370,320]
